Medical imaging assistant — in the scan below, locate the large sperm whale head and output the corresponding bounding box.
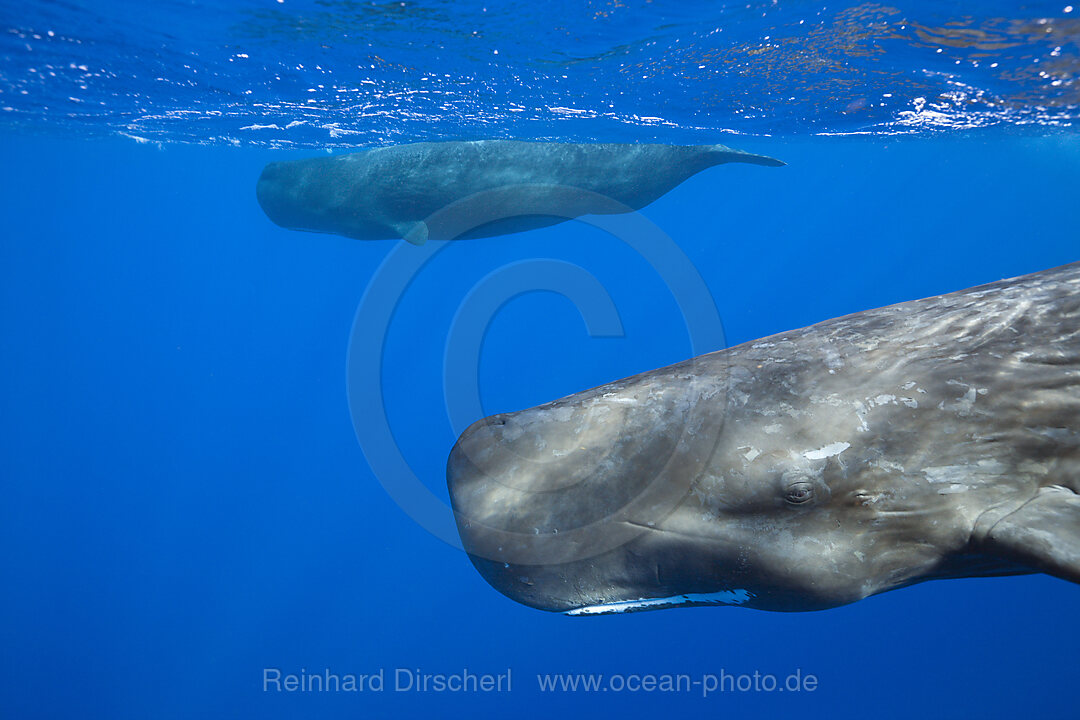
[445,328,1041,614]
[256,156,380,239]
[256,159,317,232]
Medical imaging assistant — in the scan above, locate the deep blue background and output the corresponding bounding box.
[1,132,1078,719]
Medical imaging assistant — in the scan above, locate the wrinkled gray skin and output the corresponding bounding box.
[256,140,783,244]
[447,262,1080,614]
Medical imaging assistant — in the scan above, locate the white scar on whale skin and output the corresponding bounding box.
[803,442,851,461]
[564,590,755,616]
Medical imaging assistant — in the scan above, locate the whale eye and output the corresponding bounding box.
[785,481,815,505]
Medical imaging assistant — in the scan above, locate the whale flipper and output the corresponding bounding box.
[982,487,1080,584]
[396,221,428,246]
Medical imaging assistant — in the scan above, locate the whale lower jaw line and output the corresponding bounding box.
[564,589,755,616]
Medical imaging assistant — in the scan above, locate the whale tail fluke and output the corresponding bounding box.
[707,144,786,167]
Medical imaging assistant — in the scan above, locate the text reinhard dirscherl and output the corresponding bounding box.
[262,668,819,697]
[263,668,512,694]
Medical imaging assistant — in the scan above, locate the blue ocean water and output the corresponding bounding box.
[1,2,1078,719]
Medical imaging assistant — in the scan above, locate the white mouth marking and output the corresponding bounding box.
[564,590,754,616]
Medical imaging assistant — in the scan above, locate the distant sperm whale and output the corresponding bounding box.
[255,140,784,244]
[448,262,1080,615]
